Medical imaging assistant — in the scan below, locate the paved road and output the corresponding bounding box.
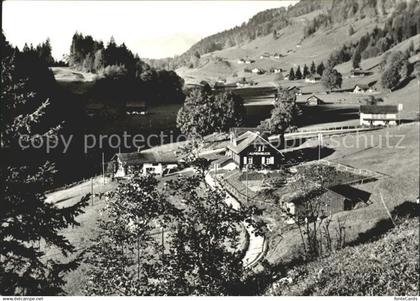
[205,173,265,267]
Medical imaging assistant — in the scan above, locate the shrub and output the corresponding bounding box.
[267,218,419,296]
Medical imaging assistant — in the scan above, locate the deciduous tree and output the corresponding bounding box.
[177,90,244,137]
[321,64,342,90]
[259,87,301,134]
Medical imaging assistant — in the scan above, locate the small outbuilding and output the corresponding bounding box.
[353,84,375,94]
[287,86,302,96]
[126,101,147,115]
[306,95,325,106]
[252,68,264,74]
[305,74,321,83]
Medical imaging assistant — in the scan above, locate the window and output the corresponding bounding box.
[248,157,253,164]
[243,156,247,164]
[267,156,275,164]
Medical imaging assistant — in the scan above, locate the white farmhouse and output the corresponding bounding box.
[353,84,376,94]
[113,150,178,178]
[359,105,399,126]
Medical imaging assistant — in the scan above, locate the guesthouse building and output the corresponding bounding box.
[225,131,284,170]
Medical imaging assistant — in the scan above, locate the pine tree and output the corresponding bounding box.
[352,48,362,69]
[295,65,302,79]
[288,68,295,80]
[303,64,310,78]
[310,61,316,74]
[316,61,325,76]
[0,37,88,295]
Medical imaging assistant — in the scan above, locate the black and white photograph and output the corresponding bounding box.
[1,0,419,298]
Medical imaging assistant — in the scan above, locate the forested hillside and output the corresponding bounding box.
[150,0,418,71]
[68,33,185,106]
[147,0,324,70]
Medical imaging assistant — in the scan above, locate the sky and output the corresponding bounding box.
[2,0,298,60]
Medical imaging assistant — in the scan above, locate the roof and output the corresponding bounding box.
[307,74,321,80]
[329,185,371,202]
[287,86,301,91]
[360,105,399,114]
[284,186,346,205]
[351,69,370,74]
[211,157,234,167]
[307,95,324,102]
[230,127,259,137]
[86,103,105,110]
[116,150,178,165]
[354,84,370,90]
[227,131,283,155]
[126,101,146,108]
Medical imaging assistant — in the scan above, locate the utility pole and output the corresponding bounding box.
[161,227,165,256]
[137,236,140,280]
[90,177,94,206]
[102,152,105,185]
[245,164,248,205]
[318,133,323,160]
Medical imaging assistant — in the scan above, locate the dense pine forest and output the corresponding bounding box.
[68,33,185,106]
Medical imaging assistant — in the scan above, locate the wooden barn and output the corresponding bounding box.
[359,105,399,126]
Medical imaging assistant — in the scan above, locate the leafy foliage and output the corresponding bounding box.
[381,50,411,90]
[84,171,260,295]
[321,64,342,90]
[259,87,300,134]
[177,89,244,137]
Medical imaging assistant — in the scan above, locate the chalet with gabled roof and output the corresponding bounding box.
[226,131,284,170]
